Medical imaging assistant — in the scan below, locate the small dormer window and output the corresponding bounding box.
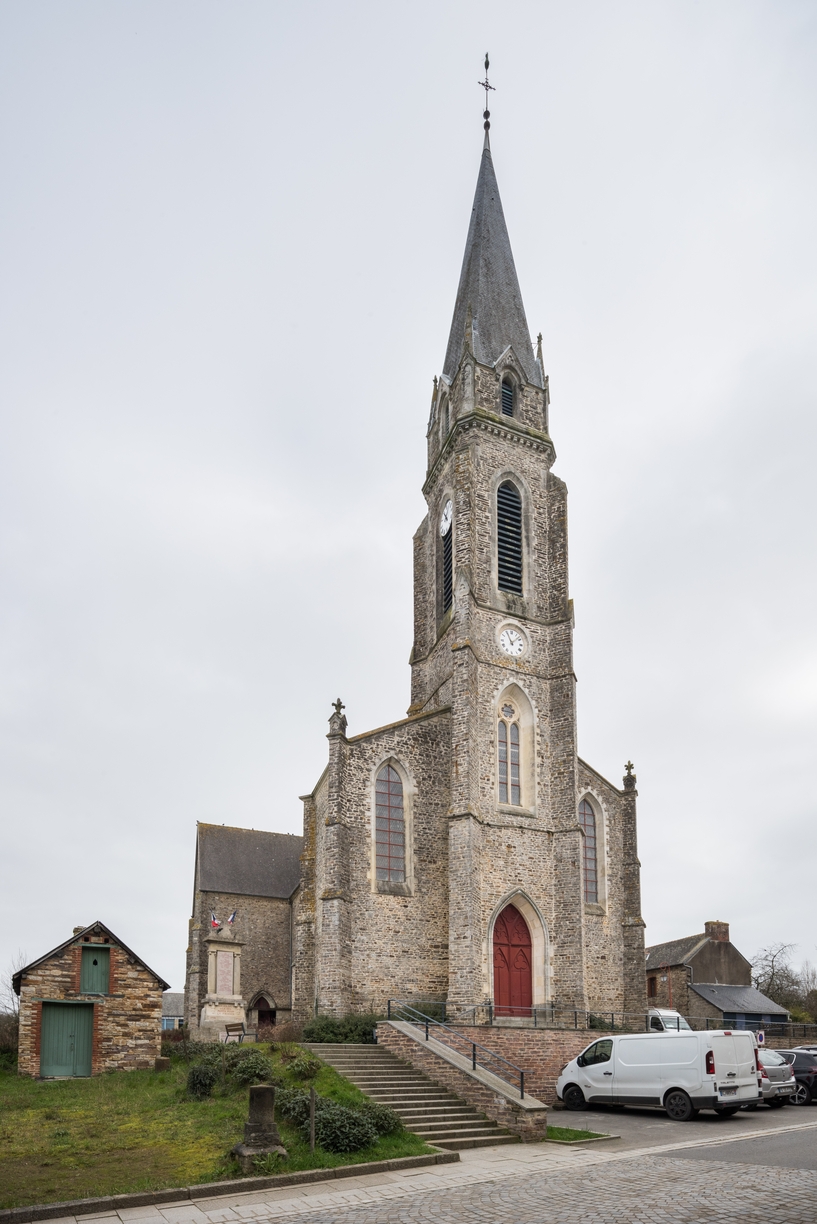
[501,379,514,417]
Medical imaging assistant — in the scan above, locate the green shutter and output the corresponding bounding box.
[80,947,110,994]
[40,1003,93,1077]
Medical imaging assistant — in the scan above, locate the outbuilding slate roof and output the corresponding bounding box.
[645,934,709,972]
[689,983,789,1017]
[162,992,185,1017]
[196,824,303,899]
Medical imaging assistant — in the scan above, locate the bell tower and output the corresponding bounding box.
[408,122,590,1009]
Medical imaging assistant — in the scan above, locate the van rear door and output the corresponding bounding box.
[710,1033,757,1104]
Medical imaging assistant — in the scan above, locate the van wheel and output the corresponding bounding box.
[665,1090,697,1121]
[563,1085,585,1111]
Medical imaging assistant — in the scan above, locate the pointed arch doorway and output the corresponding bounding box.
[493,903,532,1017]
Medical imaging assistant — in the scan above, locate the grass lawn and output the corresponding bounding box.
[545,1124,608,1142]
[0,1047,434,1210]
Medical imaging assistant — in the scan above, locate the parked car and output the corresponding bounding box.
[648,1008,692,1032]
[779,1049,817,1105]
[743,1047,796,1108]
[556,1029,760,1121]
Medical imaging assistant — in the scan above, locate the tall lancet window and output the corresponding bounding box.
[501,378,515,417]
[578,798,598,903]
[498,703,521,806]
[375,765,405,883]
[497,481,523,594]
[439,498,453,615]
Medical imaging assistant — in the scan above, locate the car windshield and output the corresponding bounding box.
[654,1013,691,1030]
[759,1049,786,1066]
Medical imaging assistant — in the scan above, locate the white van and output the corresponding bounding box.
[556,1029,761,1120]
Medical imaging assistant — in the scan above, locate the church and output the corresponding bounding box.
[185,121,647,1035]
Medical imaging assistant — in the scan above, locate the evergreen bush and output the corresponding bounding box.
[357,1100,403,1136]
[230,1051,277,1085]
[302,1013,379,1044]
[302,1101,378,1153]
[187,1064,218,1099]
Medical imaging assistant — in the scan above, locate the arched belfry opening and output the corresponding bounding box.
[492,903,532,1017]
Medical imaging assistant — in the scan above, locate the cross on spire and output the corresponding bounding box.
[477,52,495,133]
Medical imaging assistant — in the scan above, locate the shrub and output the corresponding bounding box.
[187,1064,218,1098]
[357,1100,403,1136]
[261,1020,303,1045]
[230,1051,277,1086]
[289,1052,322,1080]
[304,1101,378,1153]
[302,1013,379,1045]
[277,1042,302,1064]
[275,1085,311,1125]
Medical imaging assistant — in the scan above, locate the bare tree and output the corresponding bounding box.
[0,950,28,1017]
[752,943,803,1009]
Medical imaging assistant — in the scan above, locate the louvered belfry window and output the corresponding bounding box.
[497,481,523,594]
[441,528,453,613]
[501,379,514,416]
[375,764,405,882]
[579,798,598,903]
[498,706,521,805]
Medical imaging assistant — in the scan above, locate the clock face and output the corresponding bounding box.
[439,499,453,537]
[499,628,525,657]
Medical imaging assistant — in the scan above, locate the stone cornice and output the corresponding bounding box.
[423,408,555,496]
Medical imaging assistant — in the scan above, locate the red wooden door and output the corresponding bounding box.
[493,904,532,1017]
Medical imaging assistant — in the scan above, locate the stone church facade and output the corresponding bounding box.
[185,130,647,1031]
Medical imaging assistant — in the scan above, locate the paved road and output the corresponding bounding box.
[47,1113,817,1224]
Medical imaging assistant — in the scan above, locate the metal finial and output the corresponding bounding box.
[478,52,495,131]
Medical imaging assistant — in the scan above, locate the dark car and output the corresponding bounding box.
[779,1049,817,1105]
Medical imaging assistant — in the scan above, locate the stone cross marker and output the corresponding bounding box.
[232,1084,287,1172]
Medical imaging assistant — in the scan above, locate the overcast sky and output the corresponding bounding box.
[1,1,815,996]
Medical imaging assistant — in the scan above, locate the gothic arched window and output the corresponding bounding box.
[498,702,521,805]
[501,378,514,417]
[497,481,523,594]
[439,498,453,616]
[375,765,405,883]
[578,798,598,903]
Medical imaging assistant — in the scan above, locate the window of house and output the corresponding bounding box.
[647,976,657,999]
[501,378,514,417]
[498,703,521,805]
[578,798,598,904]
[497,481,523,594]
[375,764,406,883]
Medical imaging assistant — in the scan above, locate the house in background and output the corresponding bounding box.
[646,920,789,1030]
[13,920,169,1077]
[162,992,185,1031]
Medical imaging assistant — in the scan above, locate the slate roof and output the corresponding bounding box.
[196,824,303,899]
[12,921,170,995]
[162,992,185,1017]
[690,983,789,1017]
[443,135,542,388]
[645,934,709,972]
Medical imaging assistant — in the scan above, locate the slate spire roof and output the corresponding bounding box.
[443,133,542,388]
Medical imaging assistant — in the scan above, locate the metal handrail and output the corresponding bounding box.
[387,999,526,1098]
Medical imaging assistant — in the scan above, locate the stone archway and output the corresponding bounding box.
[492,903,532,1017]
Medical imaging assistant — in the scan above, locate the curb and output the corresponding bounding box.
[545,1134,620,1145]
[0,1150,460,1223]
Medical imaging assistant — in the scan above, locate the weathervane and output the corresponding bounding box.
[477,52,495,132]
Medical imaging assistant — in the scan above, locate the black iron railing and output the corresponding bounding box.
[387,999,526,1098]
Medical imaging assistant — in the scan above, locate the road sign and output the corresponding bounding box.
[757,1030,765,1045]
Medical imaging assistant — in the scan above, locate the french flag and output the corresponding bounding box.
[210,912,220,929]
[227,910,237,925]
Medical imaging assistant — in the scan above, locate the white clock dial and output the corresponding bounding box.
[439,499,453,536]
[499,628,525,657]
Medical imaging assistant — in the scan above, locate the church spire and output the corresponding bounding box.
[442,102,541,389]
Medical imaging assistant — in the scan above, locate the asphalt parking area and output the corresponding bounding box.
[555,1099,817,1151]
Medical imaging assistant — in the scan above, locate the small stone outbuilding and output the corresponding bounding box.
[645,920,789,1028]
[13,920,170,1077]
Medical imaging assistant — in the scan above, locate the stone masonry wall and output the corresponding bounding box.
[186,891,294,1034]
[18,936,162,1076]
[376,1023,547,1140]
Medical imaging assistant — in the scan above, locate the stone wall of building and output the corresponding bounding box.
[185,890,294,1034]
[17,934,162,1076]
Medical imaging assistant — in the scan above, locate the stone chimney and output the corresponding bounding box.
[73,926,86,935]
[705,920,729,943]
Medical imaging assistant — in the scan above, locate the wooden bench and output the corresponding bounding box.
[223,1022,248,1044]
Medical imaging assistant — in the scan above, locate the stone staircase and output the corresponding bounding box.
[305,1042,519,1150]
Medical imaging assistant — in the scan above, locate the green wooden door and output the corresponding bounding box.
[40,1004,94,1077]
[80,947,109,993]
